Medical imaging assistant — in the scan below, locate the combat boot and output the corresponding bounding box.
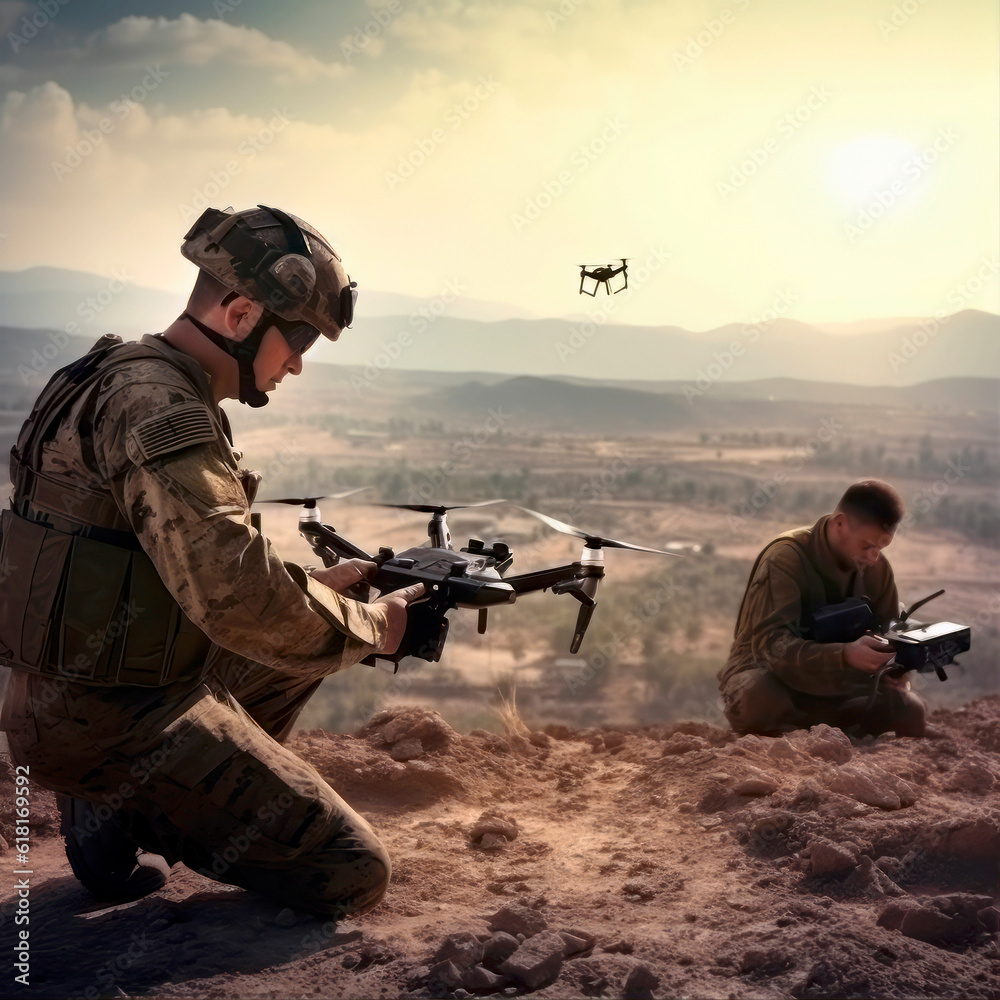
[59,795,171,902]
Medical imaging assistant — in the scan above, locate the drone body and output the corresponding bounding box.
[268,498,678,670]
[578,258,629,296]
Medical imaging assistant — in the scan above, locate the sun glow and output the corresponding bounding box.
[826,135,921,206]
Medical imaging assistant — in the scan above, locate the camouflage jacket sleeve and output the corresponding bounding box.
[740,545,871,698]
[92,377,387,678]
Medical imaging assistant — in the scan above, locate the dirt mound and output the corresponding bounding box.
[1,700,997,999]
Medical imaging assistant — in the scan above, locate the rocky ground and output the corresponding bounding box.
[1,697,998,1000]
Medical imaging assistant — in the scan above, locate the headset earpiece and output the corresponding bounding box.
[267,253,316,302]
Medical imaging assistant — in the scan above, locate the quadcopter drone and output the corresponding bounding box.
[257,494,679,670]
[578,258,629,296]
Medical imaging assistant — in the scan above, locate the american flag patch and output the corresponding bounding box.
[126,401,217,463]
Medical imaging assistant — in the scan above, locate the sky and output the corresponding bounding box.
[0,0,997,331]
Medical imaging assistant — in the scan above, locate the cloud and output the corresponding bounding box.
[19,14,351,85]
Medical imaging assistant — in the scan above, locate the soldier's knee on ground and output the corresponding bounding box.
[306,831,392,918]
[722,669,799,734]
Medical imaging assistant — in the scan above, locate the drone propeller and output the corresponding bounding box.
[376,499,506,514]
[515,505,681,556]
[255,487,372,508]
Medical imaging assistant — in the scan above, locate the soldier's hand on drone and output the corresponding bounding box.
[310,559,378,594]
[372,583,427,655]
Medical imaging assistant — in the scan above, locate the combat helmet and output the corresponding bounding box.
[180,205,357,406]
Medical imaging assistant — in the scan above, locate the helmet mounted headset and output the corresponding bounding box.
[179,204,357,407]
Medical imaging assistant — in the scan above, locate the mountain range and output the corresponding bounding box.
[0,266,997,388]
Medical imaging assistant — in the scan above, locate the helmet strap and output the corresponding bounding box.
[181,310,271,408]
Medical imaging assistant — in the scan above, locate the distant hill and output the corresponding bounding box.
[309,310,999,387]
[2,324,996,419]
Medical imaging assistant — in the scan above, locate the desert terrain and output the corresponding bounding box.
[1,699,997,999]
[1,336,998,999]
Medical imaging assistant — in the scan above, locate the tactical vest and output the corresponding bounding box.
[0,335,217,687]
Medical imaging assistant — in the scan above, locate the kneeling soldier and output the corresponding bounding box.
[0,206,424,914]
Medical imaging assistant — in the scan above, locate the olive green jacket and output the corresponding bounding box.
[719,515,899,697]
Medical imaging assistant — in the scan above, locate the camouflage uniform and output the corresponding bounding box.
[717,515,919,735]
[1,333,391,916]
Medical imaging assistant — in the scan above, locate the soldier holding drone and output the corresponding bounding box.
[0,205,424,915]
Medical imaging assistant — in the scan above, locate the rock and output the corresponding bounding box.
[558,931,593,955]
[900,906,967,945]
[826,764,901,810]
[622,878,657,901]
[482,932,520,971]
[696,786,731,813]
[929,816,1000,859]
[566,955,651,997]
[941,760,996,794]
[623,963,660,995]
[470,813,519,846]
[843,855,907,898]
[804,724,853,764]
[487,903,548,938]
[874,856,904,878]
[528,730,551,748]
[499,930,569,989]
[808,837,859,876]
[0,834,7,855]
[734,777,778,797]
[427,960,464,989]
[936,892,994,916]
[479,833,508,850]
[601,939,634,954]
[373,710,454,750]
[978,905,1000,931]
[862,762,919,806]
[738,948,793,975]
[661,734,707,755]
[603,731,627,749]
[462,965,505,991]
[390,737,424,762]
[433,932,484,971]
[274,907,298,927]
[877,900,922,931]
[745,811,795,853]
